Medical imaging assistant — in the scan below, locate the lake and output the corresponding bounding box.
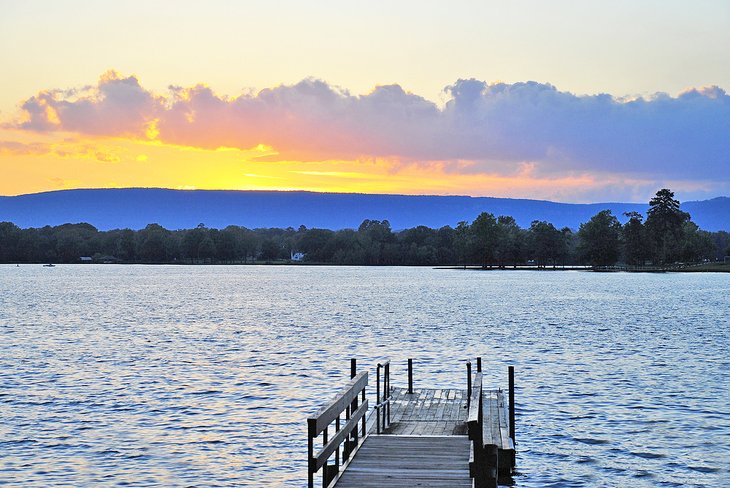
[1,265,728,487]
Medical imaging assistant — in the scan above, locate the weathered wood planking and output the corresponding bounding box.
[333,435,473,488]
[317,361,516,488]
[374,387,470,436]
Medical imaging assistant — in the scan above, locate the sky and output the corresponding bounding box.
[1,0,729,203]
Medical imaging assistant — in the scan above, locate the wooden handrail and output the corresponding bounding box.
[312,399,369,471]
[467,372,483,426]
[469,366,516,488]
[468,369,499,488]
[376,359,392,433]
[310,372,367,436]
[308,371,368,488]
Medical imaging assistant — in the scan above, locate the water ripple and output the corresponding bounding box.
[1,265,728,487]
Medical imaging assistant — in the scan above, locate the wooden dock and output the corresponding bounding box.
[307,359,516,488]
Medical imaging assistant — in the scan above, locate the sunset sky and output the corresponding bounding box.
[1,0,729,202]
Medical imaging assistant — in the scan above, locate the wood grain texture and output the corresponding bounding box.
[334,435,473,488]
[331,386,514,486]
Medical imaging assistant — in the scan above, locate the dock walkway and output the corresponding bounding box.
[307,359,516,488]
[334,435,472,487]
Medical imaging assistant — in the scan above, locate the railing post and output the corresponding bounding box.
[308,418,315,488]
[376,363,382,434]
[509,365,515,444]
[466,361,472,409]
[351,359,358,446]
[408,358,413,394]
[477,356,482,372]
[322,426,328,488]
[343,401,351,460]
[335,416,340,472]
[361,387,366,437]
[385,362,391,425]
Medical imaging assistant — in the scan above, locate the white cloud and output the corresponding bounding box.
[11,73,730,183]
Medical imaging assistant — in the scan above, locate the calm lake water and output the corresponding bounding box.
[1,265,728,487]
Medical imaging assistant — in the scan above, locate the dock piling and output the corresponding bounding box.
[466,361,472,409]
[477,357,482,372]
[376,363,381,433]
[508,365,515,444]
[407,358,413,394]
[351,359,358,446]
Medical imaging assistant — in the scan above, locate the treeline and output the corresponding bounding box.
[0,189,728,266]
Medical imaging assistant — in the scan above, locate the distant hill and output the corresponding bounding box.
[0,188,728,231]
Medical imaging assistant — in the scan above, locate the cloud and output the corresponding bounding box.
[0,140,48,155]
[0,137,121,163]
[18,70,161,137]
[10,72,730,183]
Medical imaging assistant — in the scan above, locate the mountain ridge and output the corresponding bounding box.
[1,188,727,232]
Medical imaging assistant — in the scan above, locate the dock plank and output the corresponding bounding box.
[334,435,472,488]
[337,386,513,486]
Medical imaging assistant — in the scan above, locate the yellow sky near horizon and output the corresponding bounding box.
[0,126,618,201]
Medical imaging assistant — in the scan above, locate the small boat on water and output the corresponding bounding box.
[43,264,55,267]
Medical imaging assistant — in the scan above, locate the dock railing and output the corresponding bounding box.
[307,371,369,488]
[467,360,516,488]
[375,359,392,434]
[468,369,498,487]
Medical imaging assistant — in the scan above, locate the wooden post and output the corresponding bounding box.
[376,363,381,434]
[308,418,315,488]
[484,444,499,488]
[361,387,366,437]
[477,357,482,372]
[322,427,328,488]
[466,361,472,409]
[334,416,340,470]
[346,359,356,456]
[385,362,391,425]
[508,366,515,444]
[351,359,358,445]
[407,358,413,394]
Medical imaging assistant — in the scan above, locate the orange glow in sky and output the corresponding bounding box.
[0,126,597,198]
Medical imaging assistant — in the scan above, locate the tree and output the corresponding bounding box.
[622,212,646,265]
[679,222,716,263]
[259,238,281,261]
[298,228,335,262]
[471,212,499,268]
[54,223,98,262]
[114,229,137,261]
[494,216,523,268]
[0,222,21,262]
[357,220,394,265]
[557,227,575,266]
[198,236,216,262]
[528,220,562,267]
[182,223,208,261]
[215,228,238,262]
[645,189,689,264]
[454,221,472,267]
[137,224,173,262]
[577,210,621,266]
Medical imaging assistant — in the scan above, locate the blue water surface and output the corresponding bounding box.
[1,265,728,487]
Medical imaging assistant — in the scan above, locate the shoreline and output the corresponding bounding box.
[6,262,728,272]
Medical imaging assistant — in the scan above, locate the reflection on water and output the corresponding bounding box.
[1,265,728,486]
